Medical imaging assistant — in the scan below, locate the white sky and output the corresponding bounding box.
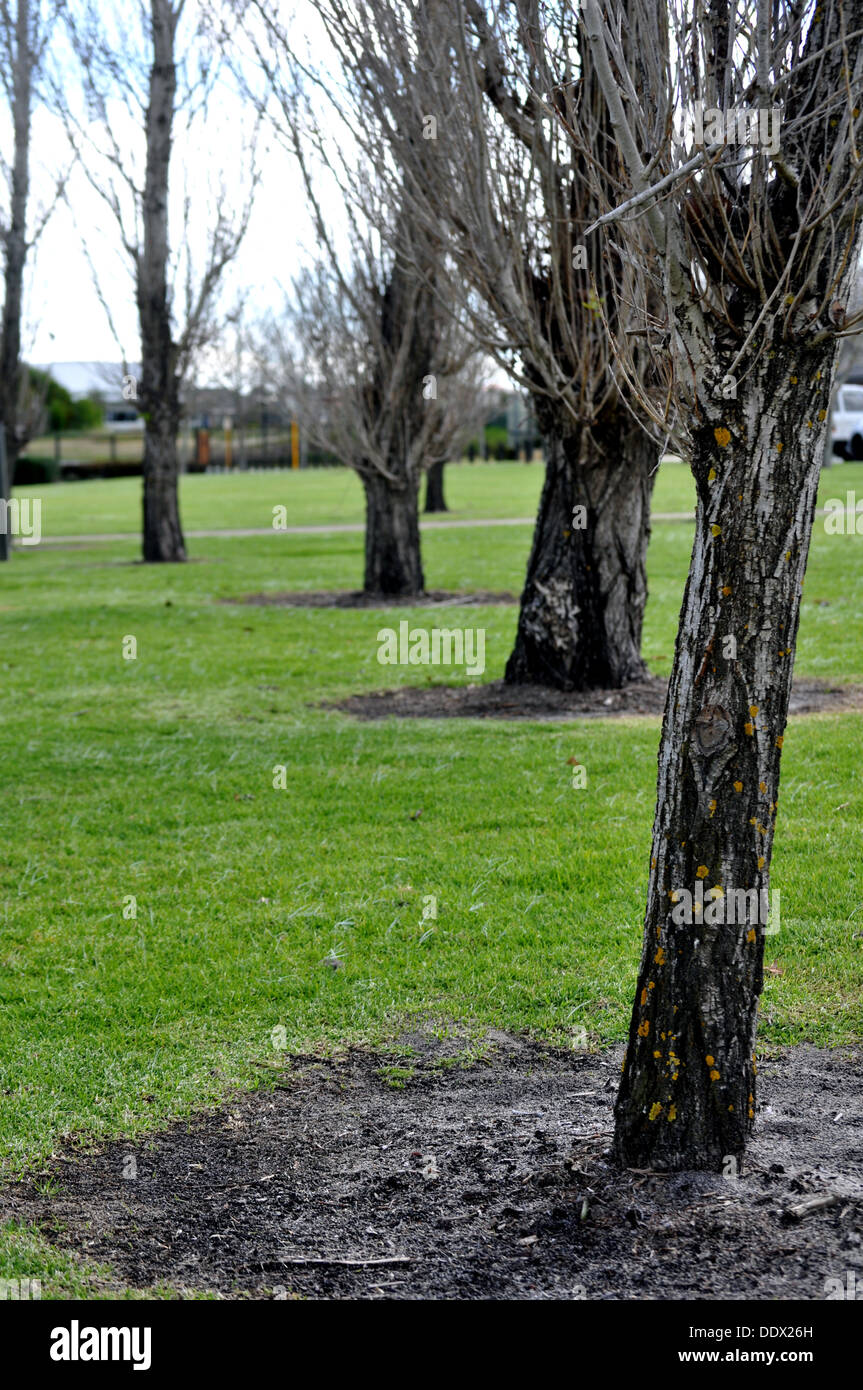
[17,2,329,375]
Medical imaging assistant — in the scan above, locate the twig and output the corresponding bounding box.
[270,1254,413,1267]
[583,151,713,235]
[783,1193,841,1222]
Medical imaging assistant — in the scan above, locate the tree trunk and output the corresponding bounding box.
[505,413,655,689]
[613,347,836,1171]
[0,433,10,562]
[0,0,32,548]
[424,458,448,512]
[142,408,185,562]
[138,0,184,563]
[362,471,424,596]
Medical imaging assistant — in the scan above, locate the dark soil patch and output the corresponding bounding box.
[3,1034,862,1300]
[223,589,518,609]
[323,677,863,722]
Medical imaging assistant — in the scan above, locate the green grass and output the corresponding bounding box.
[17,459,544,535]
[0,1221,217,1300]
[1,460,862,1293]
[15,455,863,539]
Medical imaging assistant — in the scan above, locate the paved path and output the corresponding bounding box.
[34,512,698,548]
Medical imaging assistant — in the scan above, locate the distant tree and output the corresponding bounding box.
[424,459,448,513]
[238,1,483,595]
[57,0,258,561]
[425,364,491,512]
[254,234,483,594]
[25,368,103,432]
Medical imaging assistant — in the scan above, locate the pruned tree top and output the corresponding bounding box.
[235,0,487,485]
[578,0,863,450]
[286,0,656,438]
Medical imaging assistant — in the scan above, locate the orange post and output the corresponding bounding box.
[196,428,210,468]
[291,419,300,469]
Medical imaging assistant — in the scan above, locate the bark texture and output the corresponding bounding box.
[142,401,185,563]
[362,471,424,595]
[614,349,836,1169]
[424,458,448,512]
[505,410,655,689]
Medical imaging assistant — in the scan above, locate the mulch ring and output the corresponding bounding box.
[221,589,518,609]
[2,1032,862,1300]
[322,677,863,721]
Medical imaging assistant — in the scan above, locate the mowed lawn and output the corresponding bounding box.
[14,453,861,537]
[13,454,701,536]
[1,459,862,1203]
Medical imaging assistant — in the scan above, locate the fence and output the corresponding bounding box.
[15,423,324,484]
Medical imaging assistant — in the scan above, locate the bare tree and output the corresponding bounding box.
[423,457,448,512]
[254,217,484,594]
[424,371,489,511]
[569,0,863,1168]
[0,0,64,560]
[57,0,258,561]
[836,269,863,381]
[309,0,660,688]
[236,1,482,596]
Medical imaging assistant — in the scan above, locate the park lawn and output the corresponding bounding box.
[16,458,543,536]
[13,455,863,540]
[11,455,696,536]
[1,470,862,1293]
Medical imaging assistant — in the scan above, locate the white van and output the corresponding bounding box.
[830,383,863,460]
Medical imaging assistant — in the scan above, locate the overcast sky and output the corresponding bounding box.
[19,3,328,375]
